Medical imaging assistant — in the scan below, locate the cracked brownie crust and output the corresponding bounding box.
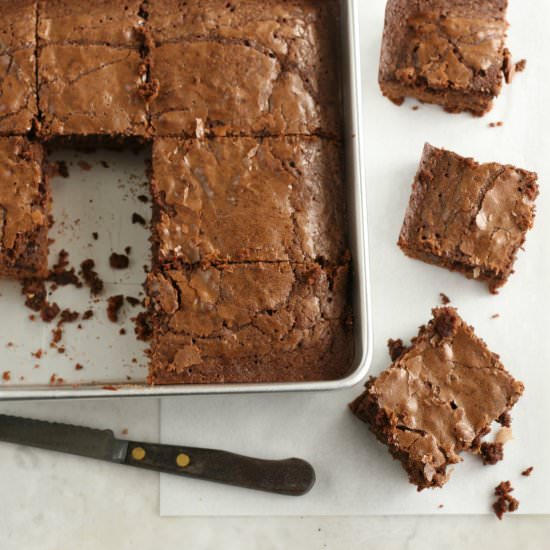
[379,0,511,115]
[146,261,353,384]
[148,0,341,137]
[0,0,37,135]
[350,307,524,490]
[398,143,538,292]
[151,136,348,265]
[0,137,49,279]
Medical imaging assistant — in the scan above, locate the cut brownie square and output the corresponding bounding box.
[379,0,512,116]
[0,0,37,134]
[151,137,348,265]
[350,307,524,490]
[148,0,341,137]
[0,137,49,279]
[398,144,538,293]
[38,0,145,47]
[38,45,148,137]
[146,262,353,384]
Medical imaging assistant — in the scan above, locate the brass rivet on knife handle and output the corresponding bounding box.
[176,453,190,468]
[131,446,146,461]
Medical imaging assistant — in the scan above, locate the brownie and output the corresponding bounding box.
[38,45,148,137]
[350,307,524,491]
[398,144,538,293]
[0,137,50,279]
[38,0,144,47]
[379,0,512,116]
[0,0,37,134]
[148,0,341,137]
[151,137,348,265]
[146,262,353,384]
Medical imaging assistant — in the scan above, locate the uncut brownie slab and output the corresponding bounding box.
[0,0,37,135]
[350,307,524,490]
[151,137,348,265]
[37,1,148,138]
[148,0,341,137]
[398,144,538,293]
[0,137,49,279]
[146,262,353,384]
[379,0,512,116]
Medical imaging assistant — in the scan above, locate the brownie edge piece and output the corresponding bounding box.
[398,144,538,293]
[379,0,512,115]
[350,307,524,490]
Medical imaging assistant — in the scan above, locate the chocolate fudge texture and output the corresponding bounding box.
[0,137,49,279]
[151,137,348,265]
[148,0,341,137]
[146,262,352,384]
[379,0,513,115]
[398,144,538,293]
[0,1,349,385]
[0,0,37,135]
[350,307,524,490]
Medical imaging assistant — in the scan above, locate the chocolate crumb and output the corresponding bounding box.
[32,349,43,359]
[480,442,504,465]
[137,194,149,203]
[57,160,69,178]
[92,232,99,240]
[515,59,527,73]
[439,292,451,305]
[2,371,11,381]
[521,466,534,477]
[132,212,146,226]
[80,259,104,295]
[126,296,140,307]
[100,160,109,168]
[491,313,500,319]
[388,338,407,362]
[497,412,512,428]
[493,481,519,520]
[135,311,152,341]
[22,279,47,312]
[109,252,129,270]
[51,326,63,345]
[119,328,127,335]
[57,346,66,354]
[124,246,131,255]
[41,302,60,323]
[75,363,84,371]
[107,295,124,323]
[433,309,459,338]
[82,309,94,320]
[59,309,79,325]
[489,121,504,128]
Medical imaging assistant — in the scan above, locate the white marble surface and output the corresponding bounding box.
[0,398,549,550]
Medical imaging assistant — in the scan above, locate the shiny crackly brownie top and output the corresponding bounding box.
[380,0,510,94]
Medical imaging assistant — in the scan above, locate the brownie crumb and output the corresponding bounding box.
[109,252,130,270]
[59,309,79,325]
[480,442,504,465]
[92,232,99,240]
[32,349,43,359]
[100,160,109,168]
[433,309,459,338]
[132,212,146,226]
[491,313,500,319]
[51,326,63,345]
[124,246,131,255]
[497,412,512,427]
[493,481,519,520]
[515,59,527,73]
[80,259,104,295]
[439,292,451,305]
[121,428,129,436]
[521,466,534,477]
[412,105,419,111]
[77,160,92,171]
[387,338,407,362]
[2,371,11,381]
[126,296,141,307]
[22,279,47,312]
[82,309,94,320]
[137,194,149,203]
[135,311,152,341]
[41,302,60,323]
[57,346,66,354]
[107,295,124,323]
[489,121,504,128]
[119,328,127,335]
[57,160,69,178]
[75,363,84,371]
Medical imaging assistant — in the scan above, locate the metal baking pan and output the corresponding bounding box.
[0,0,371,400]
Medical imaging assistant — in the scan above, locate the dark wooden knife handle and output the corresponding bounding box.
[124,441,315,496]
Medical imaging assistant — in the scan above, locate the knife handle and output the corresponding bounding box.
[124,441,315,496]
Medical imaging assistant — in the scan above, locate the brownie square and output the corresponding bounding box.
[151,137,348,265]
[146,262,353,384]
[379,0,512,116]
[38,0,145,47]
[398,144,538,293]
[0,0,37,134]
[0,137,49,279]
[350,307,524,490]
[148,0,341,137]
[38,45,148,137]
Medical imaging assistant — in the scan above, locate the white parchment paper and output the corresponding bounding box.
[160,0,550,515]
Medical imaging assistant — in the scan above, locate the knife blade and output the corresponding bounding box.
[0,414,315,496]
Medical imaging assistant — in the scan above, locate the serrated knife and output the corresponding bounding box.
[0,414,315,496]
